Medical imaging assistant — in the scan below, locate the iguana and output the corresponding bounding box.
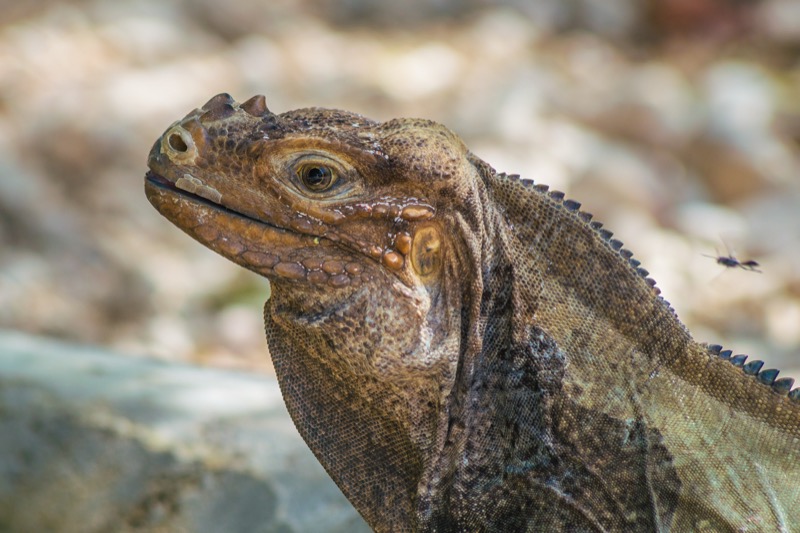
[145,93,800,532]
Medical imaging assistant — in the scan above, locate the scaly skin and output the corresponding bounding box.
[146,93,800,532]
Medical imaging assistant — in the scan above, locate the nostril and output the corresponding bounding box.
[168,132,189,153]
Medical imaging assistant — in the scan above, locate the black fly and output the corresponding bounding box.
[703,253,761,273]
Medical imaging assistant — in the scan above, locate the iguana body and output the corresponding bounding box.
[145,93,800,532]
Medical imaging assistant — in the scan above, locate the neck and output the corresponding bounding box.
[415,220,684,529]
[266,261,465,530]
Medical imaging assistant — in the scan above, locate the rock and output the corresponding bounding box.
[0,329,368,533]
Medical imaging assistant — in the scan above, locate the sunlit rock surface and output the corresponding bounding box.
[0,330,368,533]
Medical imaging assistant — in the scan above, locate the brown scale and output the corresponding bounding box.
[394,232,412,255]
[381,251,404,270]
[400,205,434,222]
[273,262,306,280]
[322,261,345,275]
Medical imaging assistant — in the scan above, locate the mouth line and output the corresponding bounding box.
[145,170,290,235]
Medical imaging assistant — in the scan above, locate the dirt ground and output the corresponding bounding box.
[1,0,798,377]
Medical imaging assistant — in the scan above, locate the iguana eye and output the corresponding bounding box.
[298,164,336,192]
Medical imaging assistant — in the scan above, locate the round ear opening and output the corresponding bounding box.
[410,225,443,279]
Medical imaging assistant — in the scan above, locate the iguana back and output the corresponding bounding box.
[145,93,800,532]
[481,167,800,531]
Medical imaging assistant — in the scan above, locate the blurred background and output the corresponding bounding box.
[1,0,798,376]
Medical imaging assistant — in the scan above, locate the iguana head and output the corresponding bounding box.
[146,93,491,526]
[145,93,478,382]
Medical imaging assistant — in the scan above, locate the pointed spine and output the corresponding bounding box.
[757,368,779,385]
[773,377,794,394]
[743,360,764,375]
[731,354,748,367]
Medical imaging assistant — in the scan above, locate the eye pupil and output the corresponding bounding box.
[306,167,326,184]
[300,165,335,191]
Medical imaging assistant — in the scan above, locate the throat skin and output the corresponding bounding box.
[144,94,800,533]
[264,267,465,530]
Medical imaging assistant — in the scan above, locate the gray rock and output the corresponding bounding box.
[0,329,368,533]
